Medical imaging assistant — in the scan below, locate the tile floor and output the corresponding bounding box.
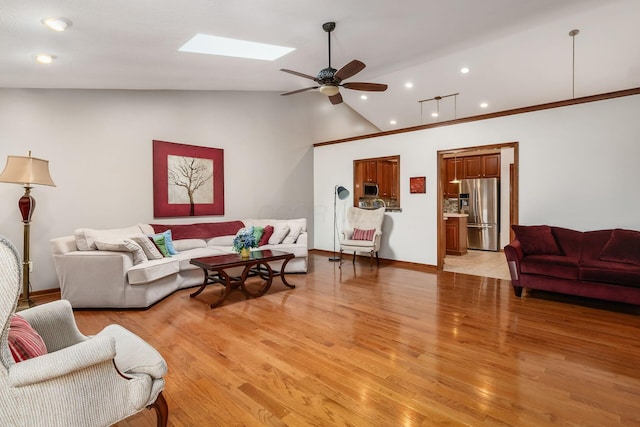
[443,249,511,280]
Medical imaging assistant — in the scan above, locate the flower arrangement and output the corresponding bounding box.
[233,227,258,254]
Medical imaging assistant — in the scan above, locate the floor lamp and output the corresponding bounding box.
[329,185,350,262]
[0,151,56,309]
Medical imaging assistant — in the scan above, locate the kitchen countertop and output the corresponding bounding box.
[443,213,469,218]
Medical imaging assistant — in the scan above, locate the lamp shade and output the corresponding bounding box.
[319,84,340,97]
[336,185,350,200]
[0,154,56,187]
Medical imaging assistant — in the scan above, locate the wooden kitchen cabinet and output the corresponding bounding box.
[463,154,500,179]
[362,160,377,182]
[482,153,500,177]
[377,160,394,197]
[445,215,468,256]
[444,158,462,198]
[353,156,400,208]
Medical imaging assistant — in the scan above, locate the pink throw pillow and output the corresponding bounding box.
[352,228,375,241]
[8,314,48,362]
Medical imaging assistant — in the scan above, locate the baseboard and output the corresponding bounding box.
[309,249,437,273]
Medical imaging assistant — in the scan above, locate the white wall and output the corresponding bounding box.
[314,94,640,266]
[0,88,377,291]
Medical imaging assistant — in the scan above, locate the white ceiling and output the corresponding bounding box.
[1,0,639,133]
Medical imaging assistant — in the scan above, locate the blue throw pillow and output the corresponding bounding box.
[161,229,178,255]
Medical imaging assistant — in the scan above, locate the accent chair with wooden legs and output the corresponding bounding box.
[0,235,168,427]
[339,207,385,268]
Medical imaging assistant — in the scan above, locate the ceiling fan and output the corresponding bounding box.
[280,22,388,105]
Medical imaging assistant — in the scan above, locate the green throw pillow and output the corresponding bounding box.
[253,226,264,244]
[150,234,171,257]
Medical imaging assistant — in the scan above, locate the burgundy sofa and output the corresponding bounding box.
[504,225,640,305]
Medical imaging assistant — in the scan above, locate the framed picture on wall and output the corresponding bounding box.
[410,176,426,194]
[152,140,224,217]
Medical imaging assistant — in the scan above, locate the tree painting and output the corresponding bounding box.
[167,155,213,216]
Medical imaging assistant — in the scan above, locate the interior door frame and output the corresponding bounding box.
[437,141,519,270]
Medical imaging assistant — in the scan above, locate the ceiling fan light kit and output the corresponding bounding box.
[280,21,388,105]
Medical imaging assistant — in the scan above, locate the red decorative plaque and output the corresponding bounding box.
[409,176,426,194]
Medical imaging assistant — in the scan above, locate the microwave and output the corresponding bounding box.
[363,182,379,197]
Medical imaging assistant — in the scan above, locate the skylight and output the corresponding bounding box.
[179,34,295,61]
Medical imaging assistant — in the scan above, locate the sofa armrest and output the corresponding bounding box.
[340,228,354,241]
[504,240,523,293]
[52,251,133,307]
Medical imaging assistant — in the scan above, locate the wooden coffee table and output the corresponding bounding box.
[189,249,295,308]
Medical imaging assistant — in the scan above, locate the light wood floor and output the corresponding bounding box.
[48,252,640,426]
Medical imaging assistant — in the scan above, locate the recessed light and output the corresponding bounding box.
[480,102,488,108]
[35,54,56,64]
[390,120,397,125]
[360,95,368,100]
[460,67,470,74]
[405,82,414,89]
[431,112,439,117]
[41,17,71,32]
[179,33,295,61]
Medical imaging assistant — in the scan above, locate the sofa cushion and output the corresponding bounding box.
[519,254,580,280]
[259,225,274,246]
[8,314,48,362]
[207,235,235,246]
[74,225,143,251]
[598,229,640,266]
[129,234,164,260]
[282,224,302,244]
[150,221,244,240]
[550,226,584,259]
[173,239,207,251]
[173,247,230,271]
[580,259,640,288]
[94,239,147,265]
[269,223,290,245]
[512,225,561,255]
[127,258,179,285]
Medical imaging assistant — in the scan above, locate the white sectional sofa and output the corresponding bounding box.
[50,219,307,309]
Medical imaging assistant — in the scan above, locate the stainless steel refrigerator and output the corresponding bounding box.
[459,178,499,251]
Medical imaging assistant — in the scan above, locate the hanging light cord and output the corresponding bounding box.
[569,29,579,99]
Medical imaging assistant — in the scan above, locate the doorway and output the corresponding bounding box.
[437,142,519,277]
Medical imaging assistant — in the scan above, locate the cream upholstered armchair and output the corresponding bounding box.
[0,235,168,427]
[339,207,385,268]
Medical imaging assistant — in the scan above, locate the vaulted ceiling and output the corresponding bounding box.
[1,0,638,134]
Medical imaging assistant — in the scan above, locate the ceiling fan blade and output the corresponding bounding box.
[329,92,343,105]
[342,82,388,92]
[280,69,320,82]
[334,60,366,82]
[280,86,319,96]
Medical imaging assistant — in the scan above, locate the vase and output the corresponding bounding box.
[240,247,251,258]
